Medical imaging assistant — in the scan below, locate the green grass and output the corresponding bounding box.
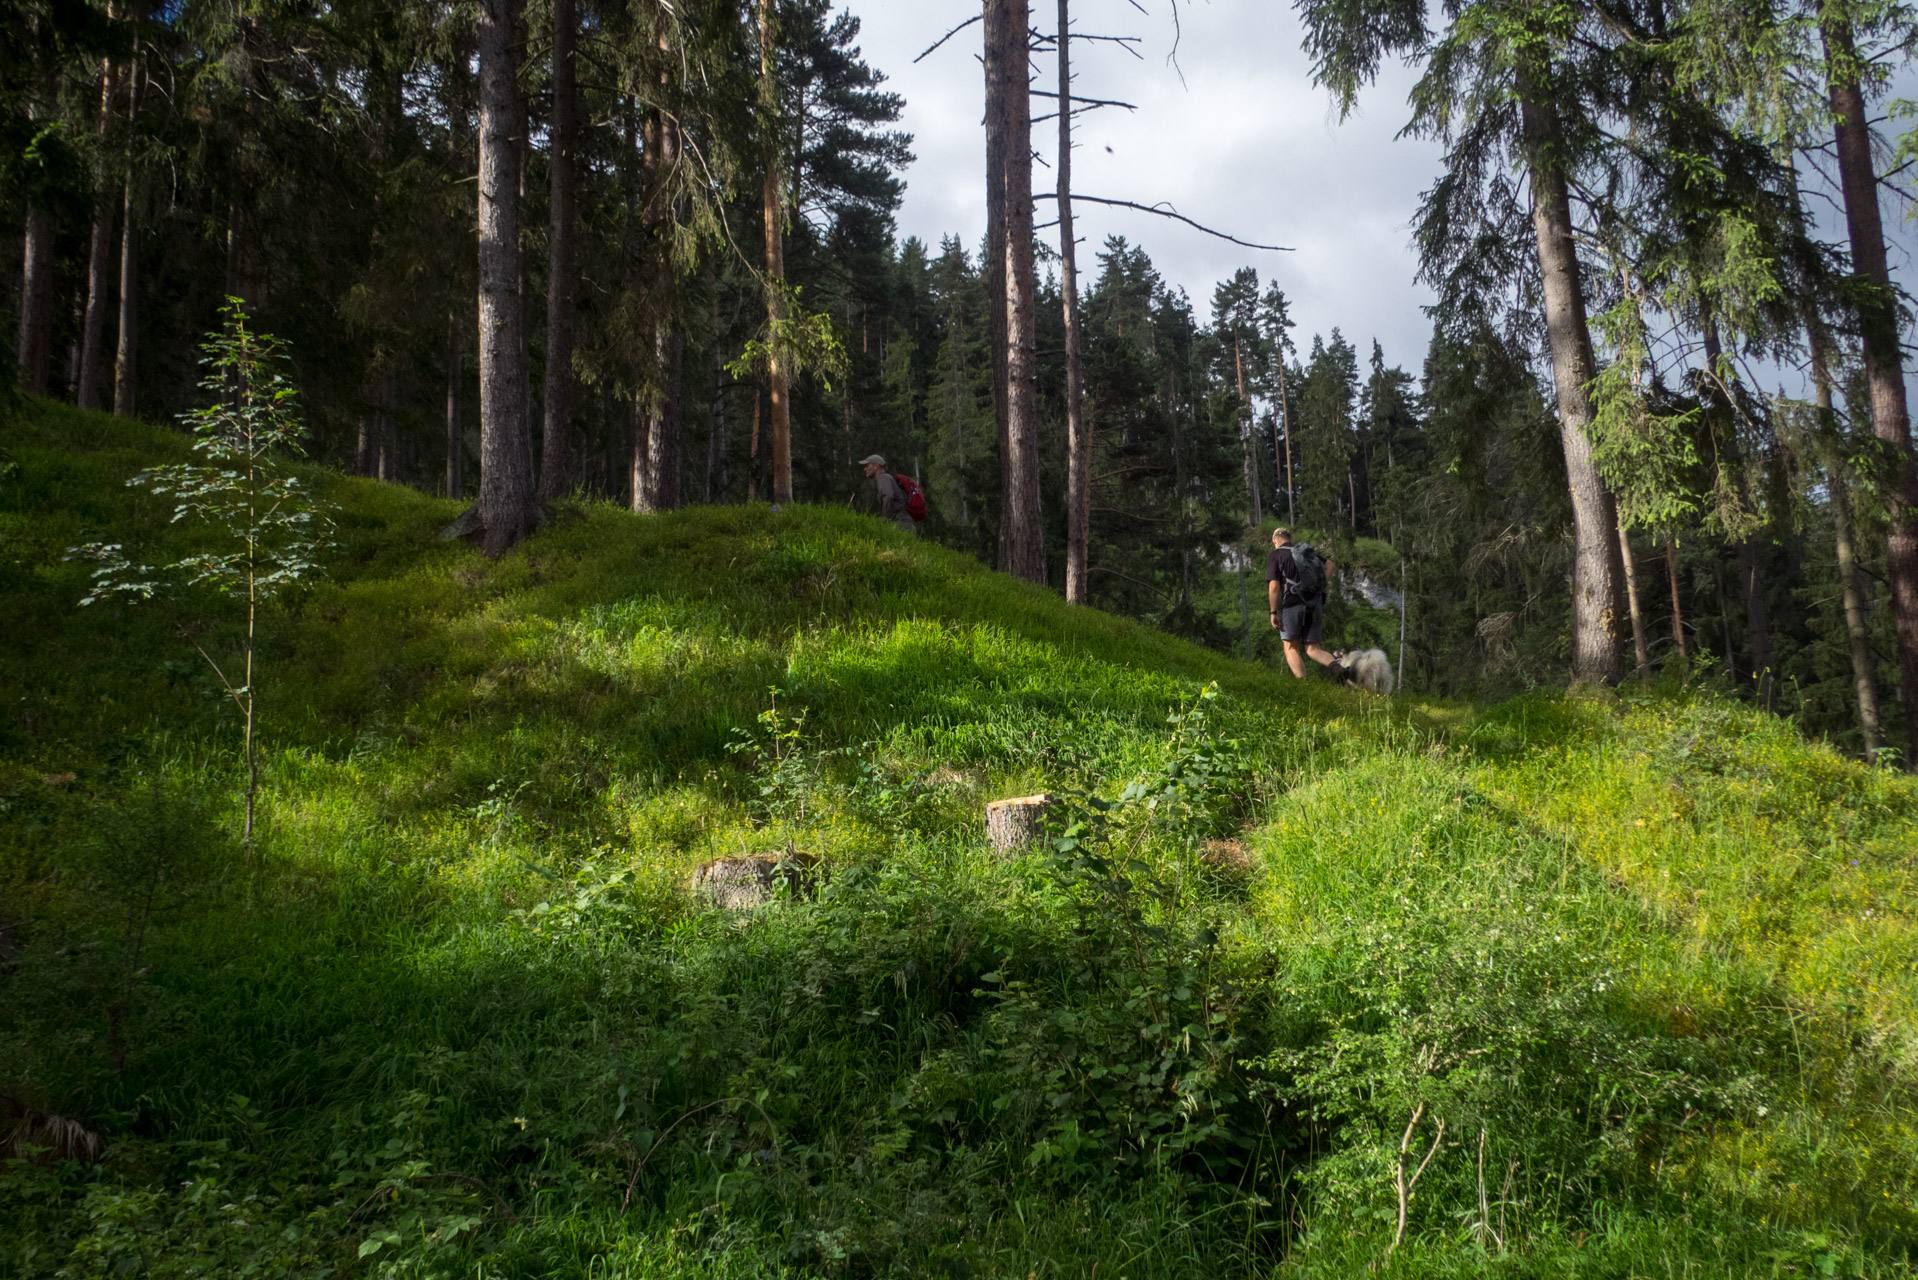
[3,402,1917,1279]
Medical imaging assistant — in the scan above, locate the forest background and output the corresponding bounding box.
[5,0,1918,763]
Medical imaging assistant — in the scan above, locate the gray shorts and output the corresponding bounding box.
[1280,597,1323,644]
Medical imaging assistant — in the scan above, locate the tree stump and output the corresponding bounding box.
[690,849,815,910]
[986,793,1054,855]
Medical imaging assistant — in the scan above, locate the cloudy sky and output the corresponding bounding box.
[849,0,1918,394]
[852,0,1454,374]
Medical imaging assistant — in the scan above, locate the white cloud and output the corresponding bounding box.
[851,0,1918,398]
[853,0,1447,369]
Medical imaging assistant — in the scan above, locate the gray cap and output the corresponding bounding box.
[857,454,887,468]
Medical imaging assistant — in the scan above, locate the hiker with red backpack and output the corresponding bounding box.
[858,454,926,535]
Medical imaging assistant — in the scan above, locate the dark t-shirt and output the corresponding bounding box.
[1267,546,1303,609]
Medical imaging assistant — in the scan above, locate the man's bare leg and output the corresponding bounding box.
[1284,639,1340,679]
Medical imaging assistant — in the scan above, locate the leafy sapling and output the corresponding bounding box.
[67,300,334,852]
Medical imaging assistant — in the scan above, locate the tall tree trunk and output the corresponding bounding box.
[1517,63,1622,686]
[987,0,1044,582]
[112,58,139,420]
[1739,539,1775,710]
[1823,15,1918,765]
[476,0,536,555]
[758,0,793,507]
[1618,517,1650,679]
[628,393,648,510]
[985,6,1010,558]
[16,208,54,395]
[643,325,685,510]
[708,263,726,502]
[1807,317,1883,754]
[1236,335,1261,527]
[1701,318,1775,709]
[537,0,578,504]
[445,319,464,498]
[1278,360,1295,526]
[1665,536,1687,660]
[1829,454,1883,756]
[1059,0,1090,603]
[77,60,120,411]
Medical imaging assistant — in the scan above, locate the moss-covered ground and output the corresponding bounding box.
[3,403,1916,1278]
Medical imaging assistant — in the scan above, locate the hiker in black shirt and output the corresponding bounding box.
[1267,527,1347,681]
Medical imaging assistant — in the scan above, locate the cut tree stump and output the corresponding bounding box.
[690,848,815,910]
[986,793,1054,854]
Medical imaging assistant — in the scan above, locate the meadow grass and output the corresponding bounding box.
[3,403,1916,1278]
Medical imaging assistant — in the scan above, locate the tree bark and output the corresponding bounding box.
[1807,314,1882,754]
[112,60,140,421]
[445,319,464,498]
[476,0,536,555]
[1701,317,1774,709]
[987,0,1045,582]
[758,0,793,507]
[78,60,121,411]
[1664,536,1687,661]
[1517,62,1622,686]
[1823,14,1918,765]
[1059,0,1090,604]
[1619,517,1649,679]
[1278,359,1295,526]
[16,208,54,396]
[537,0,579,504]
[1237,335,1261,527]
[638,325,684,510]
[708,263,727,502]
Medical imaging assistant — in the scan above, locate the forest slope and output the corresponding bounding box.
[3,404,1917,1279]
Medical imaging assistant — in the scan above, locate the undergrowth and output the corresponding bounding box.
[2,404,1916,1278]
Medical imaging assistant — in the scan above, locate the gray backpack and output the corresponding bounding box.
[1288,543,1327,600]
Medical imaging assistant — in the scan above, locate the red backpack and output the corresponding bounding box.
[895,474,928,522]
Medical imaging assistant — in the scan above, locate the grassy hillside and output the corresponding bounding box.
[3,403,1917,1279]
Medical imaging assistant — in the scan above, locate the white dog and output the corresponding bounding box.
[1330,647,1394,695]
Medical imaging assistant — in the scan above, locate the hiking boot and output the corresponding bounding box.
[1325,661,1350,683]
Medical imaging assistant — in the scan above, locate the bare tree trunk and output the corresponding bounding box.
[748,382,762,503]
[1701,319,1775,709]
[1618,517,1650,679]
[1829,455,1883,755]
[1517,63,1621,686]
[77,60,120,411]
[1665,536,1687,660]
[17,208,54,395]
[708,264,726,503]
[1824,16,1918,765]
[1236,335,1261,527]
[112,82,140,420]
[758,0,793,507]
[476,0,535,555]
[1739,539,1775,710]
[537,0,578,504]
[445,320,464,498]
[1059,0,1090,604]
[985,6,1010,561]
[987,0,1044,582]
[628,393,647,510]
[639,326,684,510]
[1278,360,1295,526]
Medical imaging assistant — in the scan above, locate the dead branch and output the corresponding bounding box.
[1030,88,1138,110]
[1032,193,1291,251]
[915,14,981,63]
